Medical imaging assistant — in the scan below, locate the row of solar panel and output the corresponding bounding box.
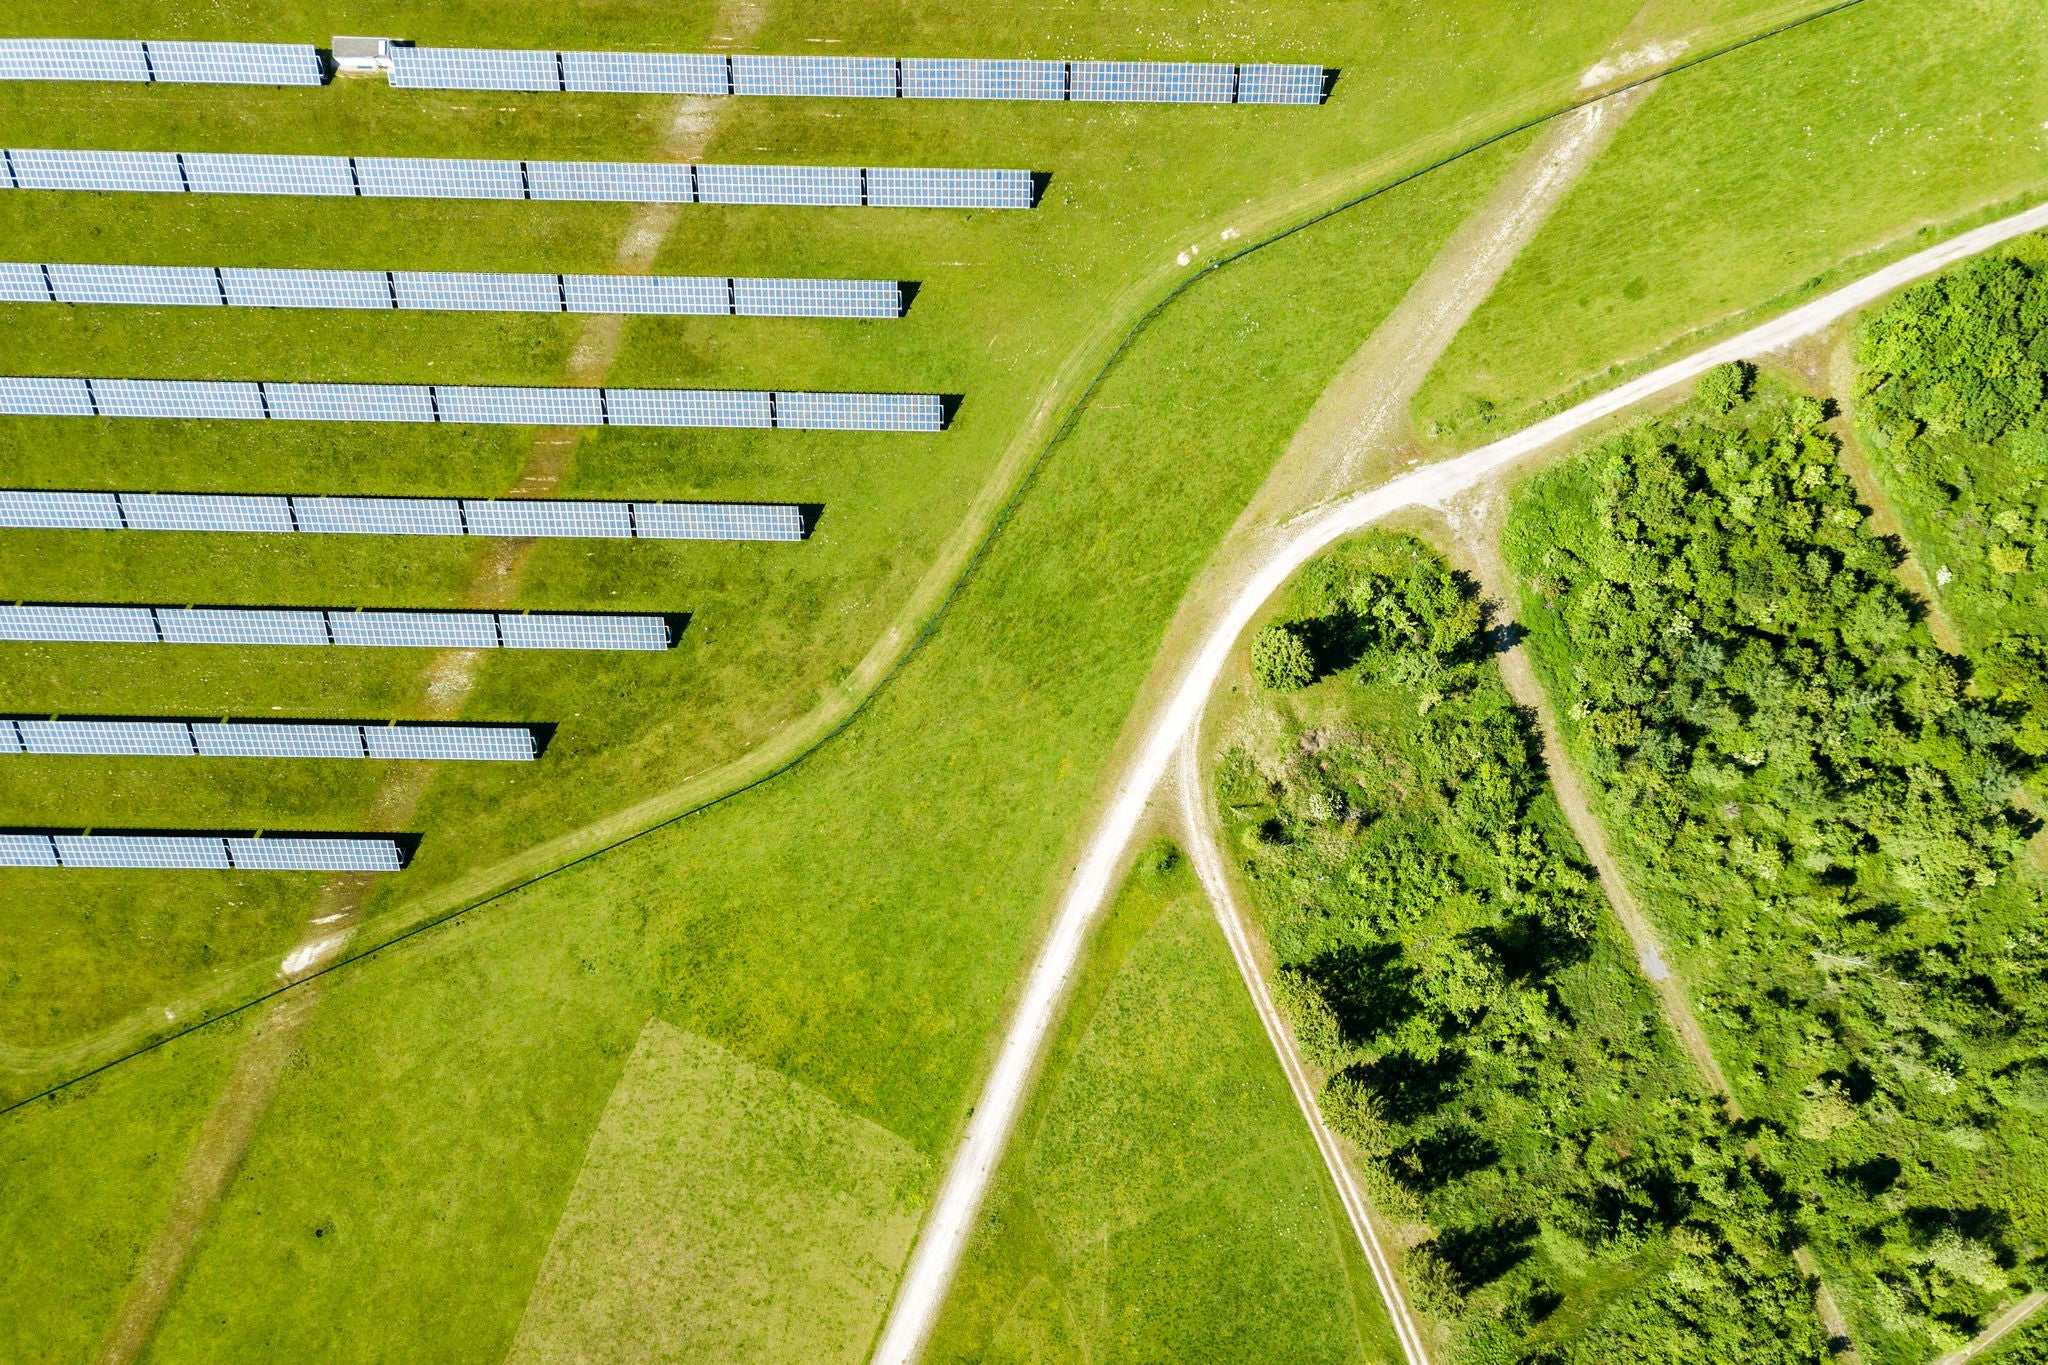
[394,50,1328,104]
[0,38,322,86]
[0,830,406,871]
[0,378,946,431]
[0,490,806,542]
[0,150,1035,209]
[0,605,675,651]
[0,263,906,318]
[1,717,537,761]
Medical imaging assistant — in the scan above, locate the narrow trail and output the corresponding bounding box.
[1936,1290,2048,1365]
[869,198,2048,1365]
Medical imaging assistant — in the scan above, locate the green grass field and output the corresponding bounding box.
[927,843,1396,1364]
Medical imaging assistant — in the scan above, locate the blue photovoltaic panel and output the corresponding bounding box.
[290,497,464,536]
[46,263,221,307]
[498,614,670,650]
[18,719,193,756]
[0,490,123,530]
[392,272,561,313]
[355,157,526,201]
[524,160,694,204]
[221,268,392,309]
[1237,63,1324,105]
[900,58,1064,102]
[390,46,560,92]
[731,55,897,99]
[0,604,157,643]
[227,836,403,871]
[696,163,860,207]
[561,50,728,95]
[732,277,899,318]
[146,42,324,87]
[0,376,96,415]
[120,493,293,533]
[157,607,328,646]
[460,500,632,539]
[192,722,363,758]
[0,39,150,83]
[181,152,356,197]
[263,383,436,423]
[864,166,1030,210]
[561,274,727,315]
[91,379,264,420]
[775,390,944,431]
[56,834,231,869]
[9,148,184,193]
[633,503,804,541]
[363,725,536,761]
[0,832,58,865]
[435,386,603,426]
[604,388,771,428]
[0,262,51,302]
[328,611,498,649]
[1070,60,1234,103]
[0,720,16,754]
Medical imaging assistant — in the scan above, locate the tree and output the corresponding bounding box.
[1251,623,1316,690]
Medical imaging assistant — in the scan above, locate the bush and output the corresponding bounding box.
[1250,623,1316,690]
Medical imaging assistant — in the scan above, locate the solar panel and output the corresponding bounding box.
[119,493,294,533]
[46,263,221,308]
[8,149,185,193]
[731,55,897,99]
[0,832,58,865]
[1237,63,1325,105]
[497,613,671,650]
[57,834,232,869]
[362,725,537,761]
[900,58,1065,102]
[290,497,464,536]
[181,153,356,197]
[864,166,1031,210]
[731,276,900,318]
[262,383,436,423]
[0,720,17,754]
[775,391,945,431]
[561,50,729,96]
[390,46,560,92]
[354,157,526,201]
[0,605,158,643]
[0,262,54,302]
[633,503,805,542]
[561,273,728,315]
[221,268,393,309]
[145,42,324,87]
[90,379,264,420]
[525,160,694,204]
[328,611,498,649]
[227,836,403,871]
[0,376,94,416]
[392,271,561,313]
[192,722,363,758]
[460,500,633,539]
[0,39,150,83]
[17,719,194,756]
[434,386,603,426]
[603,388,771,428]
[157,607,329,646]
[696,163,861,207]
[1069,60,1235,103]
[0,490,123,530]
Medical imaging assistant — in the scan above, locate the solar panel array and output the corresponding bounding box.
[0,830,408,871]
[0,149,1035,208]
[0,604,677,650]
[0,39,321,86]
[0,716,539,762]
[1069,60,1236,103]
[0,377,944,430]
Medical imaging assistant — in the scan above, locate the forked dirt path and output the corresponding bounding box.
[88,16,771,1358]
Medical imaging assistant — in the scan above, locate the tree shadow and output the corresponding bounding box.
[1389,1123,1499,1194]
[1436,1218,1539,1290]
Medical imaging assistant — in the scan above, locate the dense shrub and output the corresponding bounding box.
[1251,623,1317,690]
